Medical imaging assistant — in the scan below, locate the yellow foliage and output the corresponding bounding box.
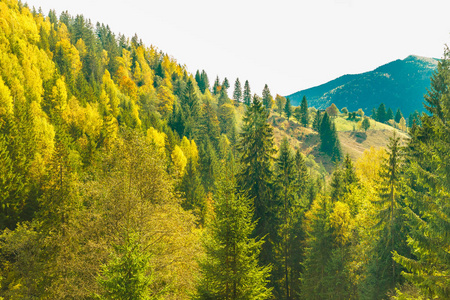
[156,85,175,117]
[55,37,82,77]
[102,70,120,116]
[355,147,387,190]
[29,101,55,178]
[75,38,87,57]
[116,48,132,76]
[171,145,187,176]
[147,127,167,155]
[0,76,13,116]
[51,78,68,111]
[180,137,199,164]
[62,96,103,138]
[330,201,352,246]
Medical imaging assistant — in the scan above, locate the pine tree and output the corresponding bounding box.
[262,84,273,109]
[394,47,450,298]
[365,131,409,298]
[222,77,230,90]
[300,96,309,127]
[243,80,251,106]
[284,97,292,120]
[196,165,272,300]
[386,108,394,121]
[237,95,277,267]
[377,103,387,123]
[274,137,297,299]
[394,108,403,123]
[313,110,322,131]
[319,112,341,160]
[213,76,221,95]
[179,158,206,224]
[97,235,153,300]
[233,78,242,103]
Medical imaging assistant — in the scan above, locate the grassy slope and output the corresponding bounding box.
[269,112,409,173]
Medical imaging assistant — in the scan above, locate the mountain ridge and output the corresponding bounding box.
[287,55,438,116]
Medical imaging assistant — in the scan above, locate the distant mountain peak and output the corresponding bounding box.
[287,55,438,117]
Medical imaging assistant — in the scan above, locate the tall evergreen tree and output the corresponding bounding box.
[213,76,221,95]
[262,84,273,109]
[196,165,272,300]
[394,47,450,299]
[300,96,309,127]
[313,110,322,131]
[222,77,230,91]
[233,78,242,103]
[377,103,387,123]
[394,108,403,123]
[237,95,277,267]
[272,138,306,299]
[243,80,251,106]
[284,97,292,120]
[386,108,394,121]
[319,112,341,161]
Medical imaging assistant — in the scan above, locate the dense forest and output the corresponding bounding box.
[0,1,449,299]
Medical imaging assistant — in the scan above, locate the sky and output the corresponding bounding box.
[24,0,450,96]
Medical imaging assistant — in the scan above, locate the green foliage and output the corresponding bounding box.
[262,84,273,109]
[319,112,342,161]
[284,97,292,120]
[243,80,251,106]
[362,117,371,131]
[196,165,272,300]
[233,77,242,103]
[237,95,277,266]
[300,96,309,127]
[97,236,153,300]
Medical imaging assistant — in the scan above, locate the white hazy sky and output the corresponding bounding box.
[24,0,450,96]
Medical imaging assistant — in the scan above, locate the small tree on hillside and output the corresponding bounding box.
[326,103,339,118]
[361,117,370,132]
[284,97,292,120]
[275,95,286,116]
[300,96,309,127]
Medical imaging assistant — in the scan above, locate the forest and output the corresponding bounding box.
[0,1,449,299]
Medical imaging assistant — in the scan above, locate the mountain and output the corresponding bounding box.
[287,55,438,117]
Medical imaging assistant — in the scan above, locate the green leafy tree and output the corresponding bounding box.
[362,117,370,131]
[300,96,309,127]
[196,166,272,300]
[275,95,286,116]
[326,103,339,118]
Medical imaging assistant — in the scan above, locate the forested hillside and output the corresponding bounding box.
[1,1,450,299]
[288,55,438,117]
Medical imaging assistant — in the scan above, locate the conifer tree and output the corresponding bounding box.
[284,97,292,120]
[222,77,230,90]
[319,112,341,161]
[393,47,450,298]
[237,95,277,266]
[294,149,309,197]
[233,78,242,103]
[386,108,394,121]
[300,96,309,127]
[262,84,273,109]
[313,110,322,131]
[243,80,251,106]
[274,138,304,299]
[196,165,272,300]
[213,76,221,95]
[180,158,206,223]
[377,103,387,123]
[275,95,286,116]
[394,108,403,123]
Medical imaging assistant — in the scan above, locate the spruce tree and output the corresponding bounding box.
[377,103,387,123]
[394,47,450,298]
[233,78,242,103]
[300,96,309,127]
[213,76,221,95]
[284,97,292,120]
[196,165,272,300]
[313,110,321,131]
[394,108,403,123]
[237,95,277,267]
[386,108,394,121]
[262,84,273,109]
[243,80,251,106]
[274,137,297,299]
